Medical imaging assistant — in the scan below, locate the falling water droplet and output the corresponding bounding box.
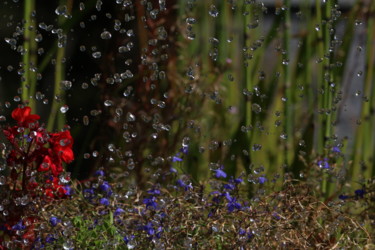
[186,17,196,24]
[61,80,72,90]
[126,112,136,122]
[55,5,68,16]
[92,51,102,58]
[60,105,69,113]
[100,31,112,40]
[209,5,219,17]
[251,103,262,114]
[104,100,113,107]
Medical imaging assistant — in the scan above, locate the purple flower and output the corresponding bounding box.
[123,235,135,244]
[147,188,161,195]
[100,198,110,206]
[114,208,125,216]
[234,178,243,184]
[318,158,330,169]
[49,216,60,227]
[84,188,95,195]
[224,193,242,212]
[272,212,281,220]
[172,156,183,162]
[12,220,25,231]
[144,222,155,235]
[99,181,111,192]
[223,183,236,190]
[239,228,246,235]
[332,146,341,153]
[214,169,227,178]
[177,179,192,191]
[170,167,177,173]
[180,146,189,154]
[339,194,349,200]
[63,185,72,196]
[95,170,105,176]
[45,234,56,243]
[143,196,158,209]
[258,176,267,184]
[355,189,365,198]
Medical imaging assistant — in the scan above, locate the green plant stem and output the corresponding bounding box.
[353,0,375,182]
[22,0,37,110]
[316,0,334,198]
[244,1,252,154]
[47,0,72,131]
[315,0,324,155]
[283,0,293,166]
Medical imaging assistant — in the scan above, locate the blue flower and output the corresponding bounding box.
[143,196,158,209]
[176,179,192,191]
[155,226,163,238]
[144,222,155,235]
[100,198,110,206]
[180,146,189,154]
[45,234,56,244]
[354,189,365,198]
[224,193,242,212]
[214,169,227,178]
[63,185,73,196]
[223,183,235,190]
[172,156,183,162]
[84,188,95,195]
[239,228,246,235]
[258,176,267,184]
[272,212,281,220]
[95,170,105,176]
[339,194,349,200]
[12,220,25,231]
[147,188,161,195]
[49,216,60,227]
[99,182,111,191]
[332,146,341,153]
[318,158,330,169]
[32,237,44,249]
[234,177,243,184]
[114,208,125,216]
[123,235,135,244]
[170,167,177,173]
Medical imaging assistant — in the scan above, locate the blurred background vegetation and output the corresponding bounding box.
[0,0,374,198]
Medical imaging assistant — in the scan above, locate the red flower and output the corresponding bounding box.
[11,106,40,126]
[44,188,54,198]
[49,130,74,163]
[39,154,63,176]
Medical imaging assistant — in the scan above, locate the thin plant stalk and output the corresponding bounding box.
[283,0,293,166]
[47,0,73,132]
[22,0,37,111]
[315,0,333,198]
[352,0,375,183]
[364,0,375,180]
[244,1,252,157]
[315,0,325,156]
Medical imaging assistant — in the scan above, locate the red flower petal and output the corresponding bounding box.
[11,106,40,125]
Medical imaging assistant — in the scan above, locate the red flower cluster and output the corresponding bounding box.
[2,106,74,198]
[1,106,75,248]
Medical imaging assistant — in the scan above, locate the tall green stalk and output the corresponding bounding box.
[244,1,252,156]
[47,0,72,132]
[315,0,334,198]
[22,0,37,111]
[315,0,324,156]
[283,0,293,166]
[352,0,375,183]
